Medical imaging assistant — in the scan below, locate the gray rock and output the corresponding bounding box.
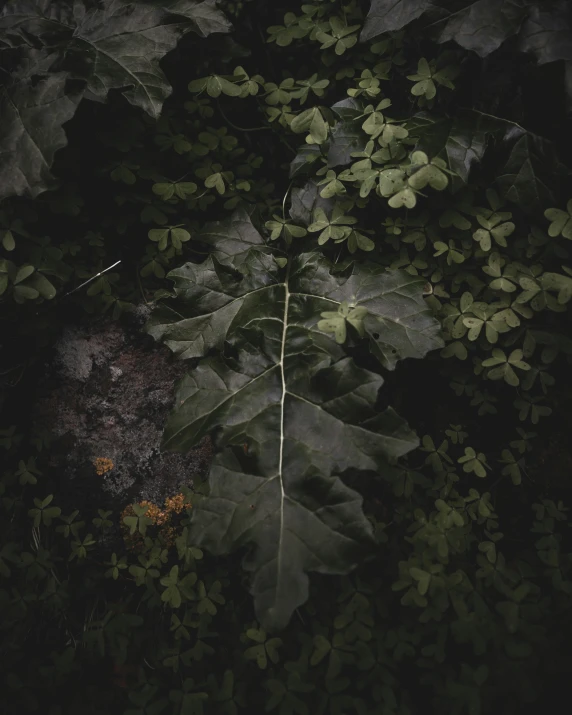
[34,307,211,517]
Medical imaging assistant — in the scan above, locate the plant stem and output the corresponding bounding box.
[216,101,270,132]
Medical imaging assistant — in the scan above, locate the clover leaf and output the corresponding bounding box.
[307,205,358,245]
[317,301,368,344]
[544,199,572,239]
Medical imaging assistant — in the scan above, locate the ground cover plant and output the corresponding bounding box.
[1,0,572,713]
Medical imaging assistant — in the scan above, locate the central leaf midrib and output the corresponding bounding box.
[276,262,291,593]
[168,284,338,330]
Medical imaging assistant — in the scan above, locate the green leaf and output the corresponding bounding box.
[1,230,15,251]
[289,181,334,226]
[436,1,528,56]
[0,0,231,202]
[496,601,519,633]
[362,0,527,55]
[318,171,346,199]
[29,272,57,300]
[327,100,366,167]
[148,228,169,252]
[518,2,572,66]
[153,182,175,200]
[146,209,442,632]
[162,583,182,608]
[354,232,375,251]
[458,447,488,477]
[411,57,431,79]
[175,181,198,199]
[244,644,268,669]
[317,314,347,344]
[388,187,416,209]
[378,169,406,197]
[291,107,329,144]
[205,172,226,194]
[360,0,431,42]
[111,164,136,184]
[409,110,524,190]
[408,163,448,191]
[0,69,83,201]
[13,284,39,301]
[161,0,232,39]
[362,111,385,139]
[409,567,431,595]
[64,3,224,117]
[289,144,322,179]
[16,457,40,485]
[206,75,242,98]
[310,635,332,666]
[171,227,191,249]
[496,134,568,214]
[544,199,572,239]
[14,265,35,284]
[410,78,436,100]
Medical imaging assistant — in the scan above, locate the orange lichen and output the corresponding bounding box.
[93,457,114,475]
[165,492,192,514]
[120,492,192,551]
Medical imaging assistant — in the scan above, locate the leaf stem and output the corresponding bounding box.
[136,267,150,305]
[282,179,295,221]
[216,101,270,132]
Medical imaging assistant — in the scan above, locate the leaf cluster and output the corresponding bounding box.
[1,1,572,714]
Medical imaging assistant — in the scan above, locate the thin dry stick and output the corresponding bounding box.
[61,260,121,299]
